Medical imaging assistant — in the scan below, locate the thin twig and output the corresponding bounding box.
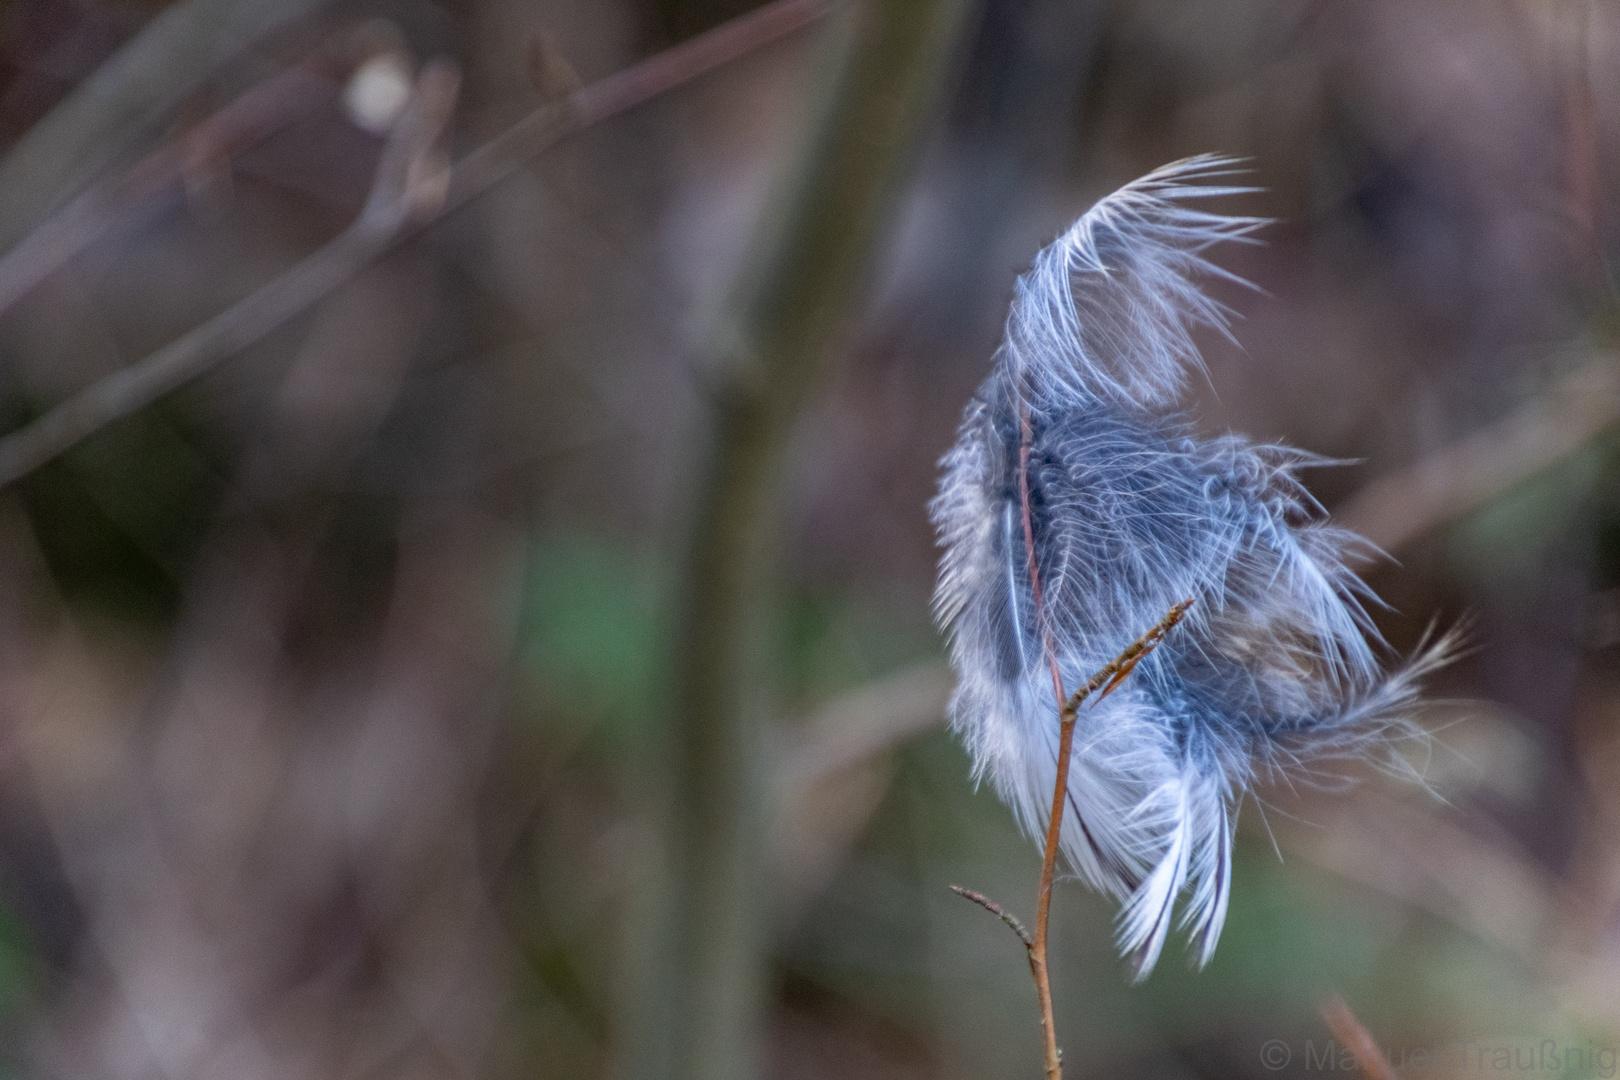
[0,61,341,321]
[441,0,826,212]
[1030,690,1070,1080]
[950,885,1033,948]
[0,60,459,487]
[1027,583,1192,1080]
[0,0,332,259]
[1016,422,1195,1079]
[955,600,1194,1079]
[1320,994,1400,1080]
[1016,399,1068,1080]
[1066,599,1194,714]
[0,0,830,488]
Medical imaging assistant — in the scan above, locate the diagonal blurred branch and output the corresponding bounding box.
[0,0,334,259]
[0,58,342,323]
[1319,995,1400,1080]
[772,660,950,794]
[0,60,461,487]
[443,0,827,210]
[0,0,830,489]
[1335,358,1620,553]
[770,661,950,919]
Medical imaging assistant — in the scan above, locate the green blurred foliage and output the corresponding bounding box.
[516,530,940,755]
[517,531,671,755]
[0,904,35,1015]
[0,901,39,1077]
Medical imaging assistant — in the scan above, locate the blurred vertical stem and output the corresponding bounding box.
[649,1,975,1079]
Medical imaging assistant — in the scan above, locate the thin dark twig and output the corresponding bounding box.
[442,0,826,212]
[949,885,1033,948]
[0,0,829,488]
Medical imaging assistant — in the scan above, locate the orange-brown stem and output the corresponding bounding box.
[1019,414,1067,707]
[1032,705,1076,1080]
[1015,391,1195,1079]
[1017,399,1067,1079]
[949,599,1194,1080]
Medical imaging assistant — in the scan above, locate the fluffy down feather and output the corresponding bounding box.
[930,155,1453,979]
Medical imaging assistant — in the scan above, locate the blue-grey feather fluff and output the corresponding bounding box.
[930,156,1454,980]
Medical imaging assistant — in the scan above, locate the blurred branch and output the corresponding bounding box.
[445,0,827,209]
[1319,995,1399,1080]
[0,0,830,488]
[0,60,461,487]
[772,660,950,794]
[0,0,334,258]
[770,661,949,919]
[0,58,343,322]
[1335,358,1620,553]
[1273,785,1552,964]
[651,1,976,1078]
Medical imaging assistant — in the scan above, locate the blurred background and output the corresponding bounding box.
[0,0,1615,1077]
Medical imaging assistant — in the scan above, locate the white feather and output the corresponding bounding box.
[930,155,1454,979]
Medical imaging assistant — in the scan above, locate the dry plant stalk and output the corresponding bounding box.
[953,597,1193,1080]
[653,0,976,1076]
[0,0,829,488]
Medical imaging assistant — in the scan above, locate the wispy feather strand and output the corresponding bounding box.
[930,155,1455,980]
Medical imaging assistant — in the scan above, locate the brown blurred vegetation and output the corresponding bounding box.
[0,0,1616,1078]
